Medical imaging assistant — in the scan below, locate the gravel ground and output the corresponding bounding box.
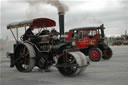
[0,46,128,85]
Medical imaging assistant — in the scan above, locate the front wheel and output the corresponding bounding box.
[88,47,102,62]
[102,47,112,60]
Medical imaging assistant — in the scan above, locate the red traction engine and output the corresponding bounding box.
[65,24,113,61]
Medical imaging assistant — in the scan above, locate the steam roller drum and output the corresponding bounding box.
[57,51,88,76]
[76,52,89,73]
[15,43,36,72]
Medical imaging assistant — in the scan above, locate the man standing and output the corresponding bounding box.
[23,25,34,41]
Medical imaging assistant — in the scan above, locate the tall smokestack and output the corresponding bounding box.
[58,12,64,38]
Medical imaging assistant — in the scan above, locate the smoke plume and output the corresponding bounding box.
[26,0,68,13]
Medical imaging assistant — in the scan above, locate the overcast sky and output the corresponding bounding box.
[1,0,128,39]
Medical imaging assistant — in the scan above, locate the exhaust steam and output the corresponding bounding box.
[26,0,68,13]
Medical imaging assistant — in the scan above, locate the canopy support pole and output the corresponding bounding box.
[16,28,18,41]
[10,29,17,43]
[25,27,26,32]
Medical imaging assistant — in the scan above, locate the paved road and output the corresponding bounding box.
[0,46,128,85]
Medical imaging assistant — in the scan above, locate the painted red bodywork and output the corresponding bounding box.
[65,27,102,49]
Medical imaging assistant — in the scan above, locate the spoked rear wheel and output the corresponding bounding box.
[57,55,77,76]
[57,52,88,76]
[15,44,35,72]
[102,47,112,60]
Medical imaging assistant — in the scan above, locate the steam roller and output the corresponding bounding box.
[7,17,89,76]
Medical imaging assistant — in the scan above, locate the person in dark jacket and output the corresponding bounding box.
[51,28,59,35]
[23,25,34,41]
[40,29,50,35]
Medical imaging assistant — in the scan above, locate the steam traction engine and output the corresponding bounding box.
[65,24,113,61]
[7,18,89,76]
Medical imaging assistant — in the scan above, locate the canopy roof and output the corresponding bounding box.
[7,18,56,29]
[70,24,105,31]
[70,27,99,31]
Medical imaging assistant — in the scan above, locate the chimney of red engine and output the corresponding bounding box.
[58,12,64,38]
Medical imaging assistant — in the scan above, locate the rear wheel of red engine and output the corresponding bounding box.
[102,47,112,60]
[88,48,102,61]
